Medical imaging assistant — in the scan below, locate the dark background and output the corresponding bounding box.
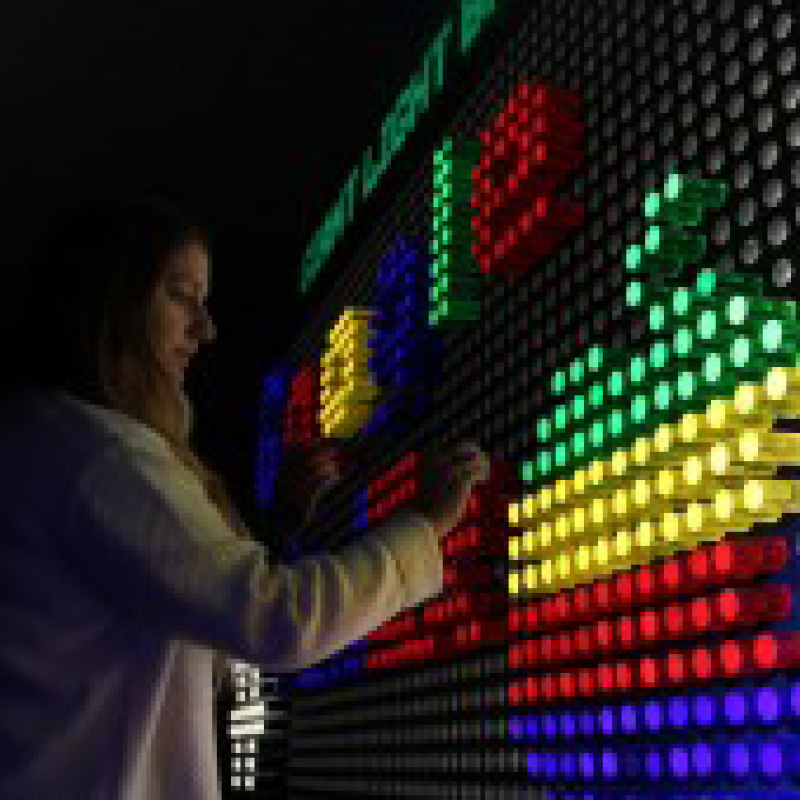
[0,1,454,522]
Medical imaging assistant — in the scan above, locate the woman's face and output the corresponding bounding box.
[149,238,216,386]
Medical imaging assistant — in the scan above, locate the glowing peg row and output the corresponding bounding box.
[508,481,800,596]
[320,308,380,437]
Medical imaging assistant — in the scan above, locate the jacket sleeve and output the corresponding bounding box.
[61,440,444,673]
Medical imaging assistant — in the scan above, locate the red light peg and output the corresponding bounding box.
[480,255,492,273]
[638,655,664,689]
[592,581,616,615]
[526,676,541,704]
[559,671,577,700]
[614,661,634,693]
[688,597,714,633]
[663,602,689,640]
[641,608,668,644]
[613,572,636,609]
[572,587,594,622]
[574,627,595,659]
[690,646,718,681]
[717,585,792,628]
[492,138,508,159]
[718,639,753,678]
[541,597,559,628]
[593,620,616,654]
[525,603,541,630]
[688,545,715,587]
[658,558,688,596]
[542,673,559,702]
[509,608,523,632]
[597,663,616,695]
[754,632,800,671]
[494,109,509,132]
[554,593,572,625]
[510,642,525,669]
[666,650,690,686]
[507,123,520,143]
[556,632,573,662]
[509,681,524,706]
[578,667,596,698]
[714,538,773,581]
[524,638,540,667]
[617,617,637,650]
[541,636,557,664]
[761,536,789,571]
[479,128,492,147]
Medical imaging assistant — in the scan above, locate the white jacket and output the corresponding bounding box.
[0,388,444,799]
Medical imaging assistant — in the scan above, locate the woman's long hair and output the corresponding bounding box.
[1,193,253,688]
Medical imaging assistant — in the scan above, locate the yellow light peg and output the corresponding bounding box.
[555,514,571,544]
[593,537,615,577]
[508,571,520,595]
[522,494,537,521]
[738,429,800,465]
[713,487,755,531]
[611,529,635,569]
[572,469,588,498]
[539,559,556,591]
[572,505,588,537]
[634,517,675,559]
[656,467,679,499]
[611,449,629,479]
[742,479,797,518]
[573,544,594,581]
[611,487,630,522]
[632,437,652,469]
[764,366,800,416]
[523,564,539,592]
[556,551,572,583]
[522,530,536,558]
[590,496,609,531]
[684,501,727,545]
[539,487,553,514]
[508,503,521,527]
[538,522,555,551]
[508,536,521,561]
[555,479,570,505]
[588,459,608,489]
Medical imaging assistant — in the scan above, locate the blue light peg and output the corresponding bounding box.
[723,689,749,726]
[690,741,717,780]
[727,739,752,781]
[643,699,663,734]
[561,750,577,781]
[754,684,783,725]
[692,692,719,727]
[667,695,690,730]
[600,748,619,782]
[579,750,596,781]
[668,744,691,781]
[560,711,577,739]
[619,703,638,735]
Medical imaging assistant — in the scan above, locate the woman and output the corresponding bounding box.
[0,194,489,800]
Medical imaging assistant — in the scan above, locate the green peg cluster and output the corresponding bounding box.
[430,138,484,326]
[520,171,800,489]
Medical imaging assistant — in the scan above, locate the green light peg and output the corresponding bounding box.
[627,281,644,308]
[673,289,692,317]
[673,327,694,357]
[654,380,672,411]
[588,346,604,372]
[432,217,443,234]
[626,244,644,272]
[555,442,569,468]
[664,173,729,209]
[645,225,706,266]
[438,252,451,269]
[441,138,453,155]
[572,394,586,420]
[570,359,585,385]
[761,319,786,353]
[649,303,667,332]
[432,194,444,211]
[632,394,649,424]
[537,450,552,476]
[554,405,569,431]
[650,341,670,371]
[696,270,716,296]
[698,309,718,341]
[608,370,625,397]
[630,356,647,384]
[522,461,534,483]
[431,284,440,301]
[573,430,586,457]
[677,371,697,400]
[727,296,749,326]
[643,192,662,219]
[433,150,444,167]
[538,417,552,442]
[702,352,723,384]
[590,420,605,448]
[589,383,605,409]
[731,336,752,368]
[552,370,566,395]
[608,410,626,439]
